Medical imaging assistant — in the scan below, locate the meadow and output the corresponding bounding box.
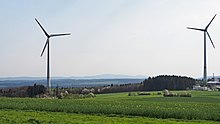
[0,91,219,123]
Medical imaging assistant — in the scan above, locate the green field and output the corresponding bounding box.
[0,91,219,123]
[0,110,219,124]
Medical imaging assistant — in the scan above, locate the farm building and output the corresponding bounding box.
[193,85,209,91]
[207,80,220,91]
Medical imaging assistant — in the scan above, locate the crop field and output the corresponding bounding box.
[0,110,218,124]
[0,91,219,123]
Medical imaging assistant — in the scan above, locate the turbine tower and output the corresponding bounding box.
[35,18,70,93]
[187,14,216,85]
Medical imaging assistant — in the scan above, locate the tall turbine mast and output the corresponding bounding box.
[187,14,216,85]
[35,18,71,93]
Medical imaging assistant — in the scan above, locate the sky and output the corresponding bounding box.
[1,0,220,78]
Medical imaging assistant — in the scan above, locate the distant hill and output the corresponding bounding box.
[70,74,147,79]
[0,77,45,81]
[0,74,146,89]
[0,74,147,81]
[0,78,145,89]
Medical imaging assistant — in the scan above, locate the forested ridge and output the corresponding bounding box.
[143,75,196,91]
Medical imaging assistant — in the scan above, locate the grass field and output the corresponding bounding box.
[0,110,219,124]
[0,91,219,123]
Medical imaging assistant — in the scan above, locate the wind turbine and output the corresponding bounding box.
[187,14,216,85]
[35,18,70,93]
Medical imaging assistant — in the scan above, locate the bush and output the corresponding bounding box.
[163,90,192,97]
[138,92,151,95]
[157,92,162,95]
[27,84,47,97]
[178,93,192,97]
[88,93,95,98]
[128,92,138,96]
[164,93,178,97]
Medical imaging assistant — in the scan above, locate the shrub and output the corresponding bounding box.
[157,92,162,95]
[138,92,151,95]
[179,93,191,97]
[163,90,192,97]
[81,88,90,94]
[88,93,95,98]
[164,93,178,97]
[128,92,137,96]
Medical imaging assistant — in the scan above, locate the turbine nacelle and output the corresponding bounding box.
[35,18,71,57]
[187,14,216,49]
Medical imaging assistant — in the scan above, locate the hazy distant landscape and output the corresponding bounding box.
[0,74,145,88]
[0,79,144,89]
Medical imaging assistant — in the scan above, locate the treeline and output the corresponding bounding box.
[60,83,144,94]
[143,75,196,91]
[95,83,143,94]
[0,75,197,97]
[0,84,46,97]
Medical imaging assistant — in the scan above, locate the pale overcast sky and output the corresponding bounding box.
[1,0,220,78]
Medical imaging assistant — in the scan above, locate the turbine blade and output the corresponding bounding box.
[41,39,49,57]
[50,33,71,37]
[206,14,217,30]
[35,18,50,38]
[206,32,215,48]
[187,27,205,31]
